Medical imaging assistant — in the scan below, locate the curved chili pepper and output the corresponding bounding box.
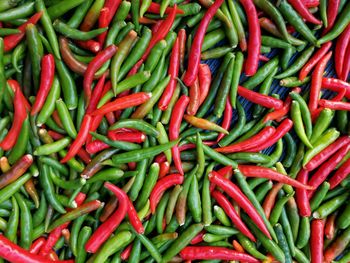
[169,95,190,175]
[59,37,88,75]
[324,0,341,33]
[334,24,350,78]
[86,74,106,114]
[319,99,350,110]
[208,171,271,239]
[83,44,117,104]
[150,173,184,213]
[311,219,325,263]
[183,0,224,86]
[215,126,276,153]
[85,182,128,253]
[239,0,260,76]
[126,197,144,234]
[187,76,200,115]
[61,114,92,163]
[158,37,180,110]
[288,0,321,24]
[7,80,31,111]
[179,246,259,262]
[92,92,151,116]
[159,161,170,178]
[31,54,55,115]
[3,11,43,52]
[29,237,46,254]
[120,243,133,261]
[217,98,233,142]
[86,140,110,154]
[0,154,32,189]
[212,190,256,242]
[328,157,350,189]
[238,165,314,190]
[262,183,283,219]
[198,63,212,106]
[303,0,320,7]
[147,2,184,15]
[238,86,283,110]
[322,77,350,98]
[247,118,293,152]
[309,51,332,116]
[295,169,311,216]
[184,114,229,134]
[299,42,332,81]
[75,39,101,53]
[190,231,205,245]
[0,88,27,151]
[340,44,350,81]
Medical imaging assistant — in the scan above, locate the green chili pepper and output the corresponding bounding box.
[15,192,33,249]
[314,192,349,219]
[4,196,19,242]
[291,101,313,148]
[156,192,170,234]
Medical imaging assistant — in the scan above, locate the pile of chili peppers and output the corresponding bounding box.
[0,0,350,262]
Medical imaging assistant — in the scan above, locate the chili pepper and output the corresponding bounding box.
[294,169,311,217]
[0,154,32,189]
[288,0,321,24]
[216,126,275,153]
[146,2,184,15]
[334,24,350,78]
[310,219,325,263]
[238,86,283,109]
[83,44,117,104]
[324,212,337,240]
[183,0,224,85]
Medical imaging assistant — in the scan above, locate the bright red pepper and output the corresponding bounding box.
[215,126,276,153]
[147,2,184,15]
[31,54,55,115]
[150,173,184,213]
[97,7,110,49]
[324,213,337,240]
[29,237,46,254]
[3,11,43,52]
[75,40,101,53]
[83,45,117,104]
[212,190,256,242]
[299,42,332,81]
[340,43,350,81]
[158,37,180,110]
[334,24,350,78]
[159,161,170,178]
[247,118,293,152]
[0,88,27,151]
[208,171,271,239]
[86,74,107,114]
[324,0,341,33]
[86,140,110,154]
[239,0,260,76]
[169,95,189,175]
[126,197,144,234]
[328,157,350,189]
[198,64,212,106]
[309,51,332,116]
[288,0,321,24]
[303,0,320,7]
[120,243,133,261]
[295,169,311,216]
[322,77,350,98]
[180,246,259,262]
[319,99,350,111]
[77,148,91,164]
[85,182,128,253]
[238,86,284,110]
[217,98,233,142]
[183,0,224,85]
[7,80,31,112]
[190,231,205,245]
[61,114,92,163]
[92,92,151,116]
[238,165,314,190]
[108,130,146,143]
[311,219,326,263]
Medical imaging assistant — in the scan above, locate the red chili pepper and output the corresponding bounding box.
[150,173,184,213]
[328,156,350,189]
[83,45,117,104]
[3,11,43,52]
[334,24,350,78]
[208,171,271,239]
[324,213,337,240]
[120,243,133,261]
[47,130,64,140]
[309,51,332,116]
[75,40,101,53]
[108,130,146,143]
[159,37,180,110]
[86,74,107,114]
[97,7,110,51]
[86,140,110,154]
[104,0,122,22]
[147,2,184,15]
[61,114,92,163]
[212,190,256,241]
[126,197,144,234]
[179,246,259,262]
[330,87,347,101]
[238,165,314,190]
[303,0,320,7]
[86,115,104,145]
[0,234,72,263]
[288,0,321,24]
[128,58,144,77]
[239,0,260,76]
[238,86,283,110]
[258,55,269,62]
[324,0,341,33]
[295,169,311,216]
[85,182,128,253]
[311,219,326,263]
[178,29,186,73]
[262,183,283,218]
[217,99,233,142]
[7,80,31,111]
[198,64,212,106]
[319,99,350,111]
[263,96,292,123]
[190,231,205,245]
[0,88,27,151]
[31,54,55,115]
[340,44,350,81]
[304,136,350,171]
[159,161,170,178]
[29,237,46,254]
[105,111,116,124]
[247,118,293,152]
[215,126,276,153]
[183,0,224,85]
[141,5,177,61]
[92,92,151,116]
[322,77,350,98]
[77,148,91,164]
[187,76,201,115]
[323,221,349,262]
[169,95,189,174]
[299,42,332,81]
[233,240,245,253]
